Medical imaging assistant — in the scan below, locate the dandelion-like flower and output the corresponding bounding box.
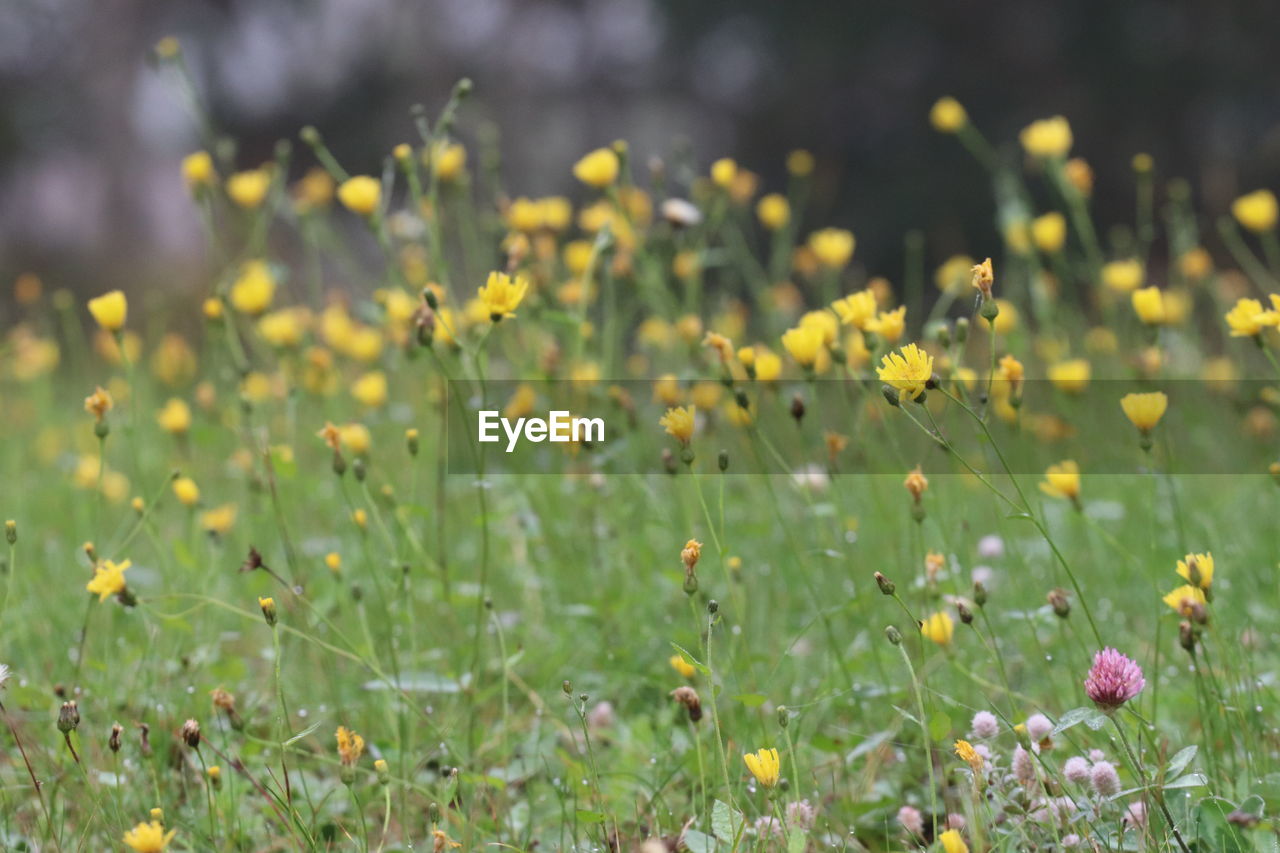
[1084,647,1145,711]
[1120,391,1168,434]
[86,559,130,602]
[920,611,954,646]
[954,739,983,773]
[781,324,825,368]
[659,406,696,446]
[1162,584,1206,616]
[1039,460,1081,504]
[477,271,530,321]
[87,290,128,332]
[877,343,933,402]
[1176,552,1214,590]
[123,820,176,852]
[930,97,967,133]
[85,386,114,422]
[939,829,969,853]
[743,747,780,788]
[1225,298,1278,337]
[336,725,365,767]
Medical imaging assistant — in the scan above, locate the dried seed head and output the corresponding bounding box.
[57,700,80,734]
[181,718,201,749]
[109,723,123,753]
[670,686,703,722]
[1047,588,1071,618]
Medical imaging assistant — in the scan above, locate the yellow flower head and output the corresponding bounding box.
[572,147,620,188]
[123,820,176,852]
[85,386,114,421]
[226,168,272,209]
[669,654,696,679]
[743,747,781,788]
[787,149,815,177]
[971,257,994,299]
[939,829,970,853]
[1031,212,1067,253]
[352,371,388,408]
[201,504,237,535]
[930,97,967,133]
[87,290,128,332]
[1039,460,1081,502]
[1232,189,1278,233]
[832,289,877,329]
[781,324,825,368]
[1176,552,1214,589]
[877,343,934,401]
[1162,584,1206,615]
[477,271,530,321]
[429,141,467,181]
[660,405,696,446]
[336,725,365,766]
[1048,359,1090,394]
[954,739,983,773]
[230,260,276,315]
[182,151,217,189]
[338,175,381,216]
[710,157,737,188]
[156,398,192,435]
[920,611,954,645]
[1131,286,1167,325]
[904,466,928,502]
[1019,116,1073,158]
[1120,391,1168,433]
[756,193,790,230]
[1102,258,1144,293]
[172,476,200,507]
[86,559,130,602]
[866,305,907,343]
[1225,298,1278,337]
[807,228,856,270]
[753,348,782,382]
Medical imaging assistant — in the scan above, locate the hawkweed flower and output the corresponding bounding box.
[1120,391,1168,440]
[87,290,128,332]
[756,193,790,230]
[681,538,701,593]
[1102,258,1144,293]
[1019,116,1073,159]
[831,289,877,329]
[1048,359,1091,393]
[930,97,967,133]
[669,654,696,679]
[432,828,463,851]
[877,343,934,402]
[1039,460,1081,506]
[156,398,192,434]
[1131,286,1167,325]
[85,386,114,423]
[743,747,781,788]
[702,331,734,364]
[659,406,696,447]
[903,466,928,504]
[971,257,994,301]
[122,819,176,852]
[1176,552,1214,590]
[954,739,983,774]
[207,765,222,790]
[86,559,130,602]
[336,725,365,783]
[258,596,277,625]
[172,476,200,507]
[477,271,529,321]
[1232,189,1278,233]
[1225,298,1278,338]
[781,324,825,369]
[572,147,619,187]
[1162,584,1207,616]
[181,151,217,190]
[939,829,969,853]
[1084,648,1145,711]
[920,611,954,645]
[807,228,855,269]
[337,176,381,216]
[229,260,276,315]
[226,168,272,209]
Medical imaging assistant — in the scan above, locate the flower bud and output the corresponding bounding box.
[718,450,729,472]
[885,625,902,645]
[790,394,806,423]
[777,706,790,728]
[109,722,123,752]
[955,317,969,344]
[4,520,15,545]
[259,596,278,626]
[973,581,988,607]
[406,428,420,456]
[57,700,80,734]
[881,384,902,408]
[957,602,974,624]
[1047,588,1070,619]
[874,572,896,596]
[375,758,390,785]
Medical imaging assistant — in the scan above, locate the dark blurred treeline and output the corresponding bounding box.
[1,0,1278,298]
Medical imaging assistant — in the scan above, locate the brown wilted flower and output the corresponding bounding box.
[109,723,123,753]
[180,719,201,749]
[971,257,994,300]
[904,466,928,503]
[670,685,703,723]
[84,386,114,422]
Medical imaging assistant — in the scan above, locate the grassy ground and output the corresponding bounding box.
[2,46,1280,852]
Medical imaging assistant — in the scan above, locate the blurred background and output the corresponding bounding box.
[2,0,1279,298]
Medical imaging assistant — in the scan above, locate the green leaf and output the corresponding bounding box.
[575,809,605,824]
[928,710,952,742]
[1165,745,1198,781]
[669,643,711,675]
[1192,796,1250,853]
[682,829,718,853]
[786,829,807,853]
[712,800,744,844]
[1051,707,1106,736]
[1164,772,1208,790]
[283,721,321,746]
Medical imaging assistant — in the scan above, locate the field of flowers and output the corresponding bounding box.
[3,41,1280,852]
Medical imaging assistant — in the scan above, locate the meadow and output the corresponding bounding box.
[2,42,1280,852]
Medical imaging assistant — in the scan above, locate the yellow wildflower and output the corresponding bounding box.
[1048,359,1090,393]
[156,398,192,434]
[1031,212,1067,253]
[939,829,969,853]
[1232,189,1278,233]
[756,193,790,230]
[86,559,130,602]
[85,386,114,421]
[351,371,388,408]
[226,168,272,209]
[930,97,967,133]
[122,820,176,852]
[920,611,954,645]
[1162,584,1207,615]
[669,654,696,679]
[1225,298,1277,337]
[181,151,217,189]
[230,260,276,315]
[172,476,200,507]
[572,147,619,187]
[1102,259,1144,293]
[742,747,780,788]
[338,176,381,216]
[1120,391,1168,433]
[660,405,696,446]
[1039,460,1081,503]
[866,306,907,343]
[1019,116,1072,158]
[832,289,877,329]
[877,343,934,401]
[781,324,825,368]
[477,271,529,321]
[954,739,983,773]
[710,157,737,188]
[807,228,855,269]
[1176,552,1214,590]
[336,726,365,766]
[1132,286,1167,325]
[87,290,128,331]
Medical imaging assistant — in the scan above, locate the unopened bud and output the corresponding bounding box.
[1047,588,1070,619]
[1179,621,1196,654]
[790,394,806,423]
[562,680,573,696]
[777,706,790,728]
[881,385,901,408]
[57,701,80,734]
[707,599,718,615]
[259,596,277,626]
[109,722,123,752]
[4,520,15,545]
[406,428,420,456]
[375,758,389,784]
[885,625,902,645]
[874,572,895,596]
[973,581,987,607]
[955,317,969,344]
[352,458,367,482]
[957,602,974,624]
[718,450,729,472]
